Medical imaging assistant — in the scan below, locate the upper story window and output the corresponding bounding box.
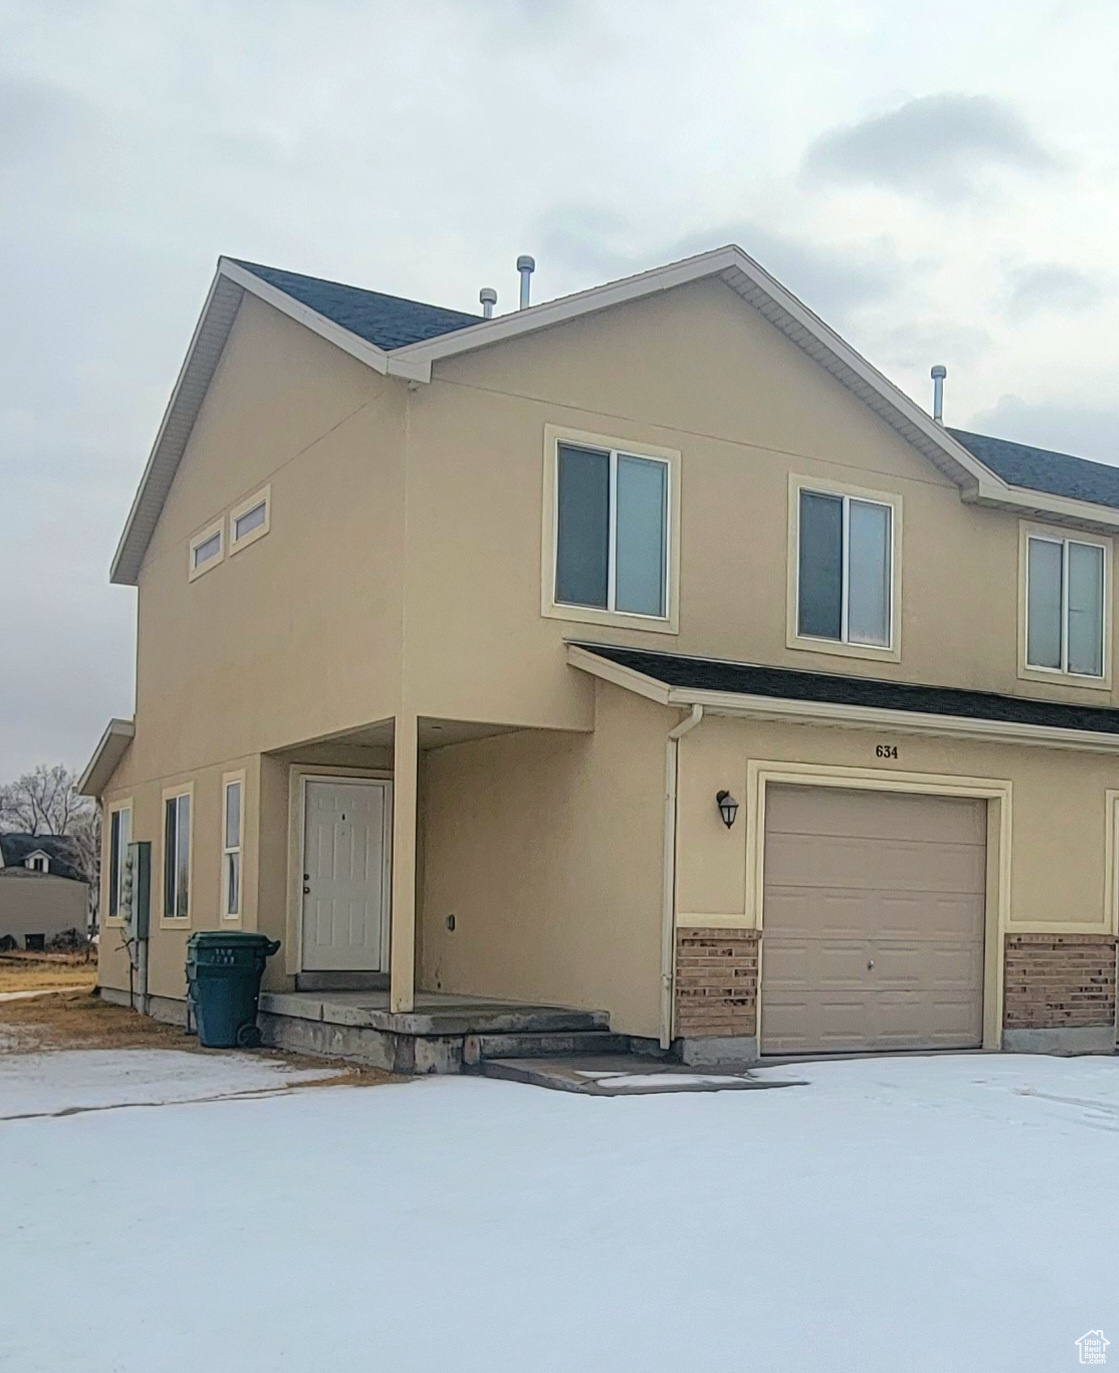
[1024,528,1108,681]
[543,428,680,633]
[188,519,224,581]
[556,442,668,617]
[230,486,271,553]
[790,478,900,660]
[26,853,49,873]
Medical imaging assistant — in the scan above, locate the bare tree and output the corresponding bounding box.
[0,764,88,836]
[0,765,100,924]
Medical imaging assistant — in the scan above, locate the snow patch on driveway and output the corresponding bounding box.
[0,1048,331,1118]
[2,1052,1118,1371]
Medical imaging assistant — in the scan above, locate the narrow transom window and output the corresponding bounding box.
[234,501,266,542]
[222,778,242,919]
[230,487,270,552]
[798,489,892,647]
[163,792,191,919]
[192,531,221,568]
[1027,534,1105,677]
[554,442,669,618]
[108,806,131,918]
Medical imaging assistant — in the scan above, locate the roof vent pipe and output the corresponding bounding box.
[479,287,497,320]
[516,255,535,310]
[931,365,947,425]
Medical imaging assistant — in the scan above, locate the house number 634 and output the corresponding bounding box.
[875,744,898,759]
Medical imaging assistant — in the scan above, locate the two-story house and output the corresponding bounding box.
[81,244,1118,1069]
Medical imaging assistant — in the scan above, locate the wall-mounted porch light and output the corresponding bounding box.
[716,790,739,829]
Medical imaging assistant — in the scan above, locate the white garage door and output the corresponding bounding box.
[761,785,986,1055]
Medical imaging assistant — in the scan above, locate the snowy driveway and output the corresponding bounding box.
[2,1050,1117,1372]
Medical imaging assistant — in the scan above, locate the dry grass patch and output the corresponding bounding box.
[0,951,97,995]
[0,987,397,1086]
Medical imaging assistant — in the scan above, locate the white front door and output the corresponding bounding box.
[301,779,391,971]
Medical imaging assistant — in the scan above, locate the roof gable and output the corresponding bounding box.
[110,244,1119,587]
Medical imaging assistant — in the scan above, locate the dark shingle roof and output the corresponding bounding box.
[950,429,1119,512]
[232,261,483,351]
[0,834,84,882]
[577,643,1119,737]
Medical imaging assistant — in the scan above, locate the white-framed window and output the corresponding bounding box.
[1025,531,1107,679]
[26,853,49,873]
[221,774,244,919]
[162,788,192,921]
[188,519,224,581]
[794,484,897,651]
[230,486,271,553]
[552,442,671,619]
[107,803,132,920]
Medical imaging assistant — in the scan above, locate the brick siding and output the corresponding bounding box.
[675,927,758,1038]
[1003,933,1117,1030]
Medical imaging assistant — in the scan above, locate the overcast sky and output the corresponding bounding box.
[3,0,1119,781]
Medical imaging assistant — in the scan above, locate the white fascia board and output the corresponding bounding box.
[565,644,672,705]
[968,477,1119,534]
[77,718,136,797]
[218,260,392,376]
[392,242,1001,496]
[716,256,995,492]
[110,259,397,586]
[110,268,242,584]
[391,245,743,368]
[664,686,1119,755]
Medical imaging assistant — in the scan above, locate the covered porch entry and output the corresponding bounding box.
[260,713,625,1072]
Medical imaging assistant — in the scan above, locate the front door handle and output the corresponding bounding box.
[867,959,875,970]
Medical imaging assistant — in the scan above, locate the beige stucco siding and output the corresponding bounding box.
[419,682,668,1038]
[675,714,1119,934]
[126,293,407,790]
[403,276,1118,726]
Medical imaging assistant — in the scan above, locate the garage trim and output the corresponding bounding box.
[745,761,1012,1051]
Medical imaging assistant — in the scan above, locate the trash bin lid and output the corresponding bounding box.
[186,931,281,953]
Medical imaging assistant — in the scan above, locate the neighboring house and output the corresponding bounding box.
[0,834,90,949]
[80,244,1118,1068]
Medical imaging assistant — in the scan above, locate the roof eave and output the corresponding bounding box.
[566,645,1119,755]
[967,478,1119,534]
[77,718,135,797]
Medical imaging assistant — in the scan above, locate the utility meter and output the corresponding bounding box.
[121,841,151,941]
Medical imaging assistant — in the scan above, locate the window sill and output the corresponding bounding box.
[159,917,192,931]
[1017,663,1112,692]
[787,631,901,665]
[542,601,679,635]
[187,556,222,583]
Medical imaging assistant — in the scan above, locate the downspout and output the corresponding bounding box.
[660,704,704,1049]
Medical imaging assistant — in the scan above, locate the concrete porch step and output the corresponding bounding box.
[259,991,608,1038]
[463,1029,631,1065]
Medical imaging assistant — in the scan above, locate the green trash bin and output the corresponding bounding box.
[186,931,281,1049]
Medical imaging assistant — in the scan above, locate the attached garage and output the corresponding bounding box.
[761,785,987,1055]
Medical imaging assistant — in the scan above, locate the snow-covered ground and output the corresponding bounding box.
[2,1050,1117,1372]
